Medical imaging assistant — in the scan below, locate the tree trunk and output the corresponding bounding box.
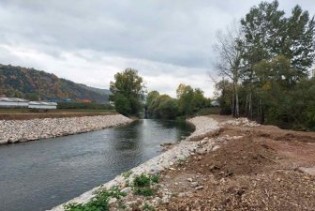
[249,92,253,120]
[235,89,239,118]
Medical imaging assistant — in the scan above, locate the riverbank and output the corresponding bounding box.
[0,108,115,120]
[0,114,132,144]
[50,116,221,211]
[51,115,315,210]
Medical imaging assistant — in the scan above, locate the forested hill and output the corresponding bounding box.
[0,64,110,103]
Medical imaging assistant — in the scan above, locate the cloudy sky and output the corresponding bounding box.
[0,0,314,97]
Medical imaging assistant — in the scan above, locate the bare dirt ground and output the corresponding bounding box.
[156,115,315,211]
[0,109,115,120]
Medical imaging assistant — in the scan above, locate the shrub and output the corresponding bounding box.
[133,174,151,187]
[142,202,155,211]
[133,174,159,187]
[64,186,126,211]
[134,187,154,196]
[150,174,159,183]
[132,174,159,197]
[121,170,132,179]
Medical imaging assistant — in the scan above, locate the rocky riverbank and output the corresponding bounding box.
[50,116,221,211]
[0,114,132,144]
[49,116,315,210]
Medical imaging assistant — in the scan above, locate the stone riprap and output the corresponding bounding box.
[0,114,132,145]
[49,116,221,211]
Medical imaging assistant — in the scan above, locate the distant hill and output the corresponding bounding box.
[0,64,110,103]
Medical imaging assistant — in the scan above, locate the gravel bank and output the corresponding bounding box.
[49,116,221,211]
[0,114,132,145]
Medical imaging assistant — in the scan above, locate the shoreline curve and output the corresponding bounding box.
[0,114,133,145]
[49,116,220,211]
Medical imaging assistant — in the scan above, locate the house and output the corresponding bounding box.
[0,97,29,108]
[211,100,220,107]
[77,98,92,103]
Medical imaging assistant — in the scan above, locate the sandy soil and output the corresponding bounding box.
[156,115,315,211]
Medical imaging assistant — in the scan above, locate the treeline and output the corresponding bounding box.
[110,69,213,118]
[57,102,113,110]
[146,84,211,119]
[214,1,315,131]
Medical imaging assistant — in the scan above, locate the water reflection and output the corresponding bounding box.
[0,119,194,211]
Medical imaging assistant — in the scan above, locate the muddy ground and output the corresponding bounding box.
[156,116,315,211]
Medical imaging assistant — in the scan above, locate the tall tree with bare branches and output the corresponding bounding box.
[213,24,243,117]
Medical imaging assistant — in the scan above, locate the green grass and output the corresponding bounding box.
[121,170,132,179]
[64,187,126,211]
[196,107,220,116]
[134,187,154,196]
[132,174,159,197]
[142,203,155,211]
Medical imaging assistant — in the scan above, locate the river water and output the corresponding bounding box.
[0,119,194,211]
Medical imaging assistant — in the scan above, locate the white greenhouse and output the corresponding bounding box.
[0,97,29,108]
[28,101,57,110]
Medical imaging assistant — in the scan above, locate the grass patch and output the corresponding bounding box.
[142,202,155,211]
[196,107,220,115]
[133,174,159,187]
[121,170,132,179]
[134,187,154,196]
[132,174,159,197]
[64,186,126,211]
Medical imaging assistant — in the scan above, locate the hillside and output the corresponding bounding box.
[0,64,110,103]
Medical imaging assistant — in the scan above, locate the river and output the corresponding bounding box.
[0,119,194,211]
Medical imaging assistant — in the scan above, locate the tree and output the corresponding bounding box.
[146,91,179,119]
[110,68,144,116]
[176,84,208,116]
[176,84,195,115]
[215,80,234,115]
[213,23,243,117]
[238,0,315,122]
[113,93,131,115]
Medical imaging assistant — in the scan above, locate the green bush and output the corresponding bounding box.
[132,174,159,197]
[142,203,155,211]
[57,102,113,110]
[196,107,220,116]
[64,187,126,211]
[150,174,159,183]
[133,174,159,187]
[133,174,151,187]
[134,187,154,196]
[121,170,132,179]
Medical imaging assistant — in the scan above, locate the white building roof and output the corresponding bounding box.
[0,97,29,102]
[29,101,57,106]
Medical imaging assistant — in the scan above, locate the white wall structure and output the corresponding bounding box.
[0,97,57,109]
[0,97,29,108]
[28,101,57,110]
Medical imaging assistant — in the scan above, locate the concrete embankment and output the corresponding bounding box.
[0,114,133,145]
[50,116,221,211]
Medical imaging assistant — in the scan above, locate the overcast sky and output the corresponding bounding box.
[0,0,314,97]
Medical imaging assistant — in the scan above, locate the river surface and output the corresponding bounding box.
[0,119,194,211]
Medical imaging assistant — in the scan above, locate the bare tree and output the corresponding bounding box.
[213,22,243,117]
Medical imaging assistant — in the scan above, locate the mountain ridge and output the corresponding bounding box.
[0,64,110,103]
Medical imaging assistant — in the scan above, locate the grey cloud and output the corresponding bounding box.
[0,0,314,96]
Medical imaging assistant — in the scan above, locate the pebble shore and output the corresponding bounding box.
[0,114,133,145]
[50,116,221,211]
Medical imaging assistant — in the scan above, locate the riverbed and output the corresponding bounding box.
[0,119,194,211]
